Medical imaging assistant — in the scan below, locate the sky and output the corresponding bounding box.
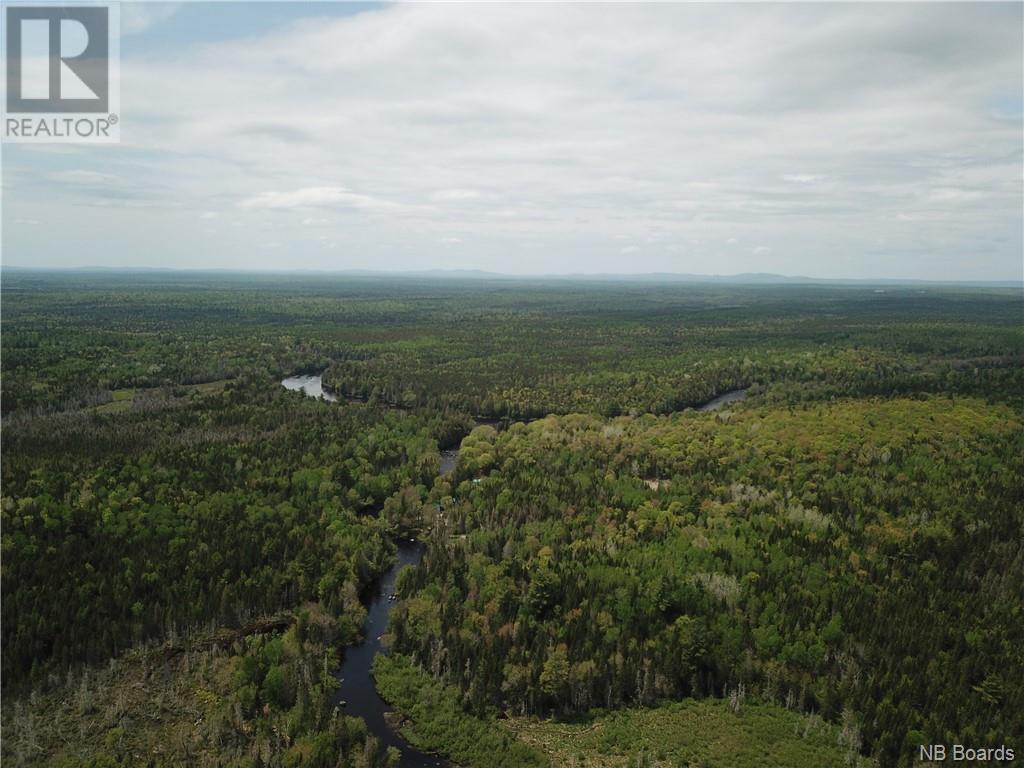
[2,1,1022,280]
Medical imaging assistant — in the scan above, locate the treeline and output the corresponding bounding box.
[322,357,750,418]
[323,349,1024,419]
[388,398,1024,766]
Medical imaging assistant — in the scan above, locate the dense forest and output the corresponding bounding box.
[2,271,1021,767]
[2,380,450,682]
[390,399,1023,766]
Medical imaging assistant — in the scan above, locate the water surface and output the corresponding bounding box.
[333,541,445,767]
[283,375,447,765]
[697,388,747,411]
[281,374,337,402]
[439,450,459,475]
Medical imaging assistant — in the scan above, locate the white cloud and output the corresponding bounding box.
[4,3,1021,278]
[432,189,483,202]
[121,3,182,36]
[238,186,402,212]
[928,187,986,204]
[51,170,120,185]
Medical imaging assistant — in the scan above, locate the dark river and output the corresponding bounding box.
[696,388,747,411]
[284,373,746,416]
[333,540,445,768]
[439,449,459,475]
[283,373,446,766]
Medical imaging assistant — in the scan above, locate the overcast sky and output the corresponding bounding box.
[3,2,1022,280]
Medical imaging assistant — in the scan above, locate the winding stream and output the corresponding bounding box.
[282,373,747,416]
[282,373,744,765]
[283,374,445,766]
[695,388,747,411]
[333,541,445,768]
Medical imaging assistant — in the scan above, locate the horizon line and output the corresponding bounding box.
[1,264,1020,287]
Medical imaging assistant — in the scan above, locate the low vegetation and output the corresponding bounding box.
[504,699,870,768]
[374,653,547,767]
[3,605,398,768]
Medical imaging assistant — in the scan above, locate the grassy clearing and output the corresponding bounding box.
[92,388,136,414]
[91,380,230,414]
[374,653,548,768]
[375,653,872,768]
[504,700,875,768]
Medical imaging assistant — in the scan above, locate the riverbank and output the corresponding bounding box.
[372,655,872,768]
[277,373,755,768]
[333,542,447,768]
[374,654,548,768]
